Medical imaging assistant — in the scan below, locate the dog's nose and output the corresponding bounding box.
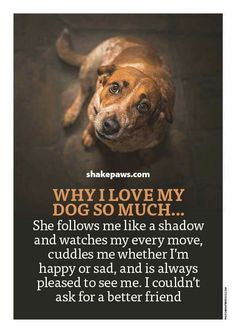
[102,117,120,135]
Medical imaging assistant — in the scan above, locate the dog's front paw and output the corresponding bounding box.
[82,129,96,148]
[62,109,77,128]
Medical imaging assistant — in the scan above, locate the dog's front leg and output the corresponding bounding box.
[63,85,89,128]
[82,122,97,148]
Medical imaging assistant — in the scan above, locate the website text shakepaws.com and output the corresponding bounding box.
[86,170,150,180]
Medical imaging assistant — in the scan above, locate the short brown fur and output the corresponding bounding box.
[56,29,175,153]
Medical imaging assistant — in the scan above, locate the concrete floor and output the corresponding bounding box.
[14,14,222,217]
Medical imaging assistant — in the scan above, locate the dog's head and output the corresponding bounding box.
[91,64,174,143]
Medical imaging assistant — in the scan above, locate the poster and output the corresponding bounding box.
[14,14,222,320]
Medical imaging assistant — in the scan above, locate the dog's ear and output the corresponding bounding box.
[159,99,173,124]
[97,64,117,86]
[148,106,161,125]
[148,79,175,126]
[97,64,116,76]
[158,78,175,124]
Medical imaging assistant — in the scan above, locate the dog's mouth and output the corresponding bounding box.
[95,129,113,141]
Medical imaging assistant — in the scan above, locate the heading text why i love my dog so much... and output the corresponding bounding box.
[52,188,185,217]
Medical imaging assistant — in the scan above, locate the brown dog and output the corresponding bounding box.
[56,29,175,153]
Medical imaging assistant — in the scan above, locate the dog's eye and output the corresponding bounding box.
[109,82,120,94]
[137,102,150,113]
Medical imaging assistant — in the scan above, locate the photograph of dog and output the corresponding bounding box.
[56,29,175,153]
[14,13,221,192]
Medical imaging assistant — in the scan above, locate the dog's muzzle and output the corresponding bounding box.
[95,116,120,140]
[102,117,120,136]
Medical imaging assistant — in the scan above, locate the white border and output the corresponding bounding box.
[1,1,235,332]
